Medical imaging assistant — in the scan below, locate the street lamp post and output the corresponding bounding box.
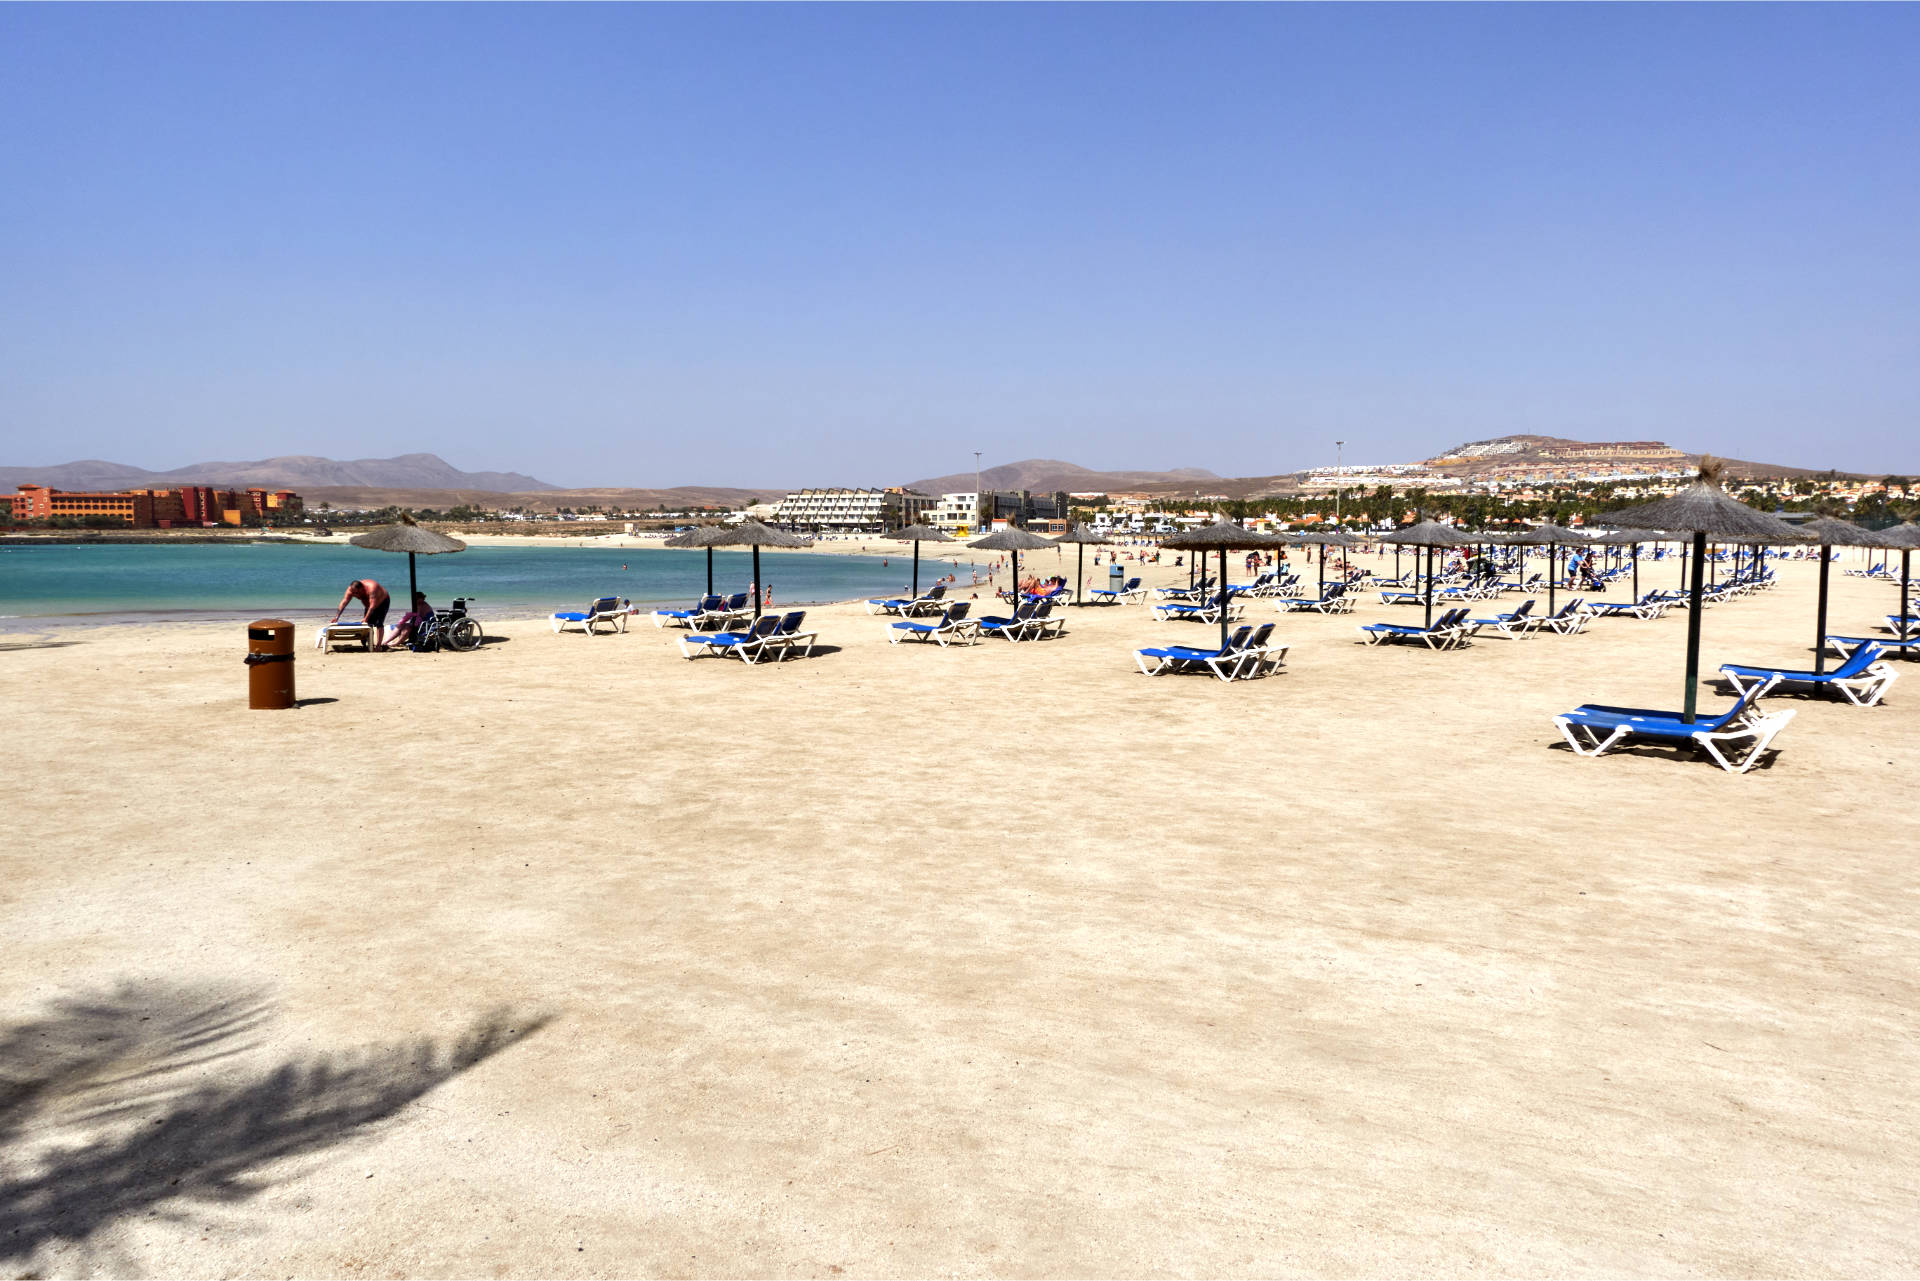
[973,450,983,534]
[1335,440,1344,527]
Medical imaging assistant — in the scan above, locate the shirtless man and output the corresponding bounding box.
[330,579,391,648]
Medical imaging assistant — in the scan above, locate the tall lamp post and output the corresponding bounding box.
[973,450,983,535]
[1334,440,1345,527]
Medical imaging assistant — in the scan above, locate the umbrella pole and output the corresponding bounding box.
[1424,545,1434,628]
[752,546,762,618]
[1814,542,1832,674]
[1076,542,1084,605]
[409,551,417,608]
[1632,543,1640,601]
[1220,547,1231,650]
[707,547,714,597]
[1684,531,1706,723]
[1548,544,1556,617]
[1902,549,1912,640]
[1318,542,1326,595]
[912,540,920,599]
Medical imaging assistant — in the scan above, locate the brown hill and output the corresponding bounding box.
[0,453,556,493]
[906,459,1221,496]
[302,485,768,513]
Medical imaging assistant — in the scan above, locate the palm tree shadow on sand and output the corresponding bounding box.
[0,980,552,1267]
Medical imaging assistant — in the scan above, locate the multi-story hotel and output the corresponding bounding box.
[769,487,934,533]
[926,490,1073,536]
[5,484,304,528]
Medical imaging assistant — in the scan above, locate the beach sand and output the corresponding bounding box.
[3,553,1915,1278]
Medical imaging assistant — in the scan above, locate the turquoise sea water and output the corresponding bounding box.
[0,542,994,628]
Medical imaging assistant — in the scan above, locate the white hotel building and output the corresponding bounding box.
[769,487,933,534]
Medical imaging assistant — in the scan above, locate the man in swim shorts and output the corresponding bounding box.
[331,579,390,646]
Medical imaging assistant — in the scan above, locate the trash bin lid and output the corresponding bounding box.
[249,618,295,634]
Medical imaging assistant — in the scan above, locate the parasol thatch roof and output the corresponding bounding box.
[664,524,733,548]
[700,518,812,549]
[886,524,955,544]
[1378,519,1472,548]
[349,514,466,556]
[1507,522,1588,546]
[969,525,1058,552]
[1051,523,1113,546]
[1157,519,1282,551]
[1290,526,1361,547]
[1592,458,1804,542]
[1796,516,1897,548]
[1876,521,1920,549]
[1581,528,1657,546]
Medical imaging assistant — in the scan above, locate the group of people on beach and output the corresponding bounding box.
[330,579,435,651]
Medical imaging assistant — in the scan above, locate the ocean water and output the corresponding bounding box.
[0,541,1001,628]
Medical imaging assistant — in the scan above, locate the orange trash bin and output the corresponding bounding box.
[245,618,296,709]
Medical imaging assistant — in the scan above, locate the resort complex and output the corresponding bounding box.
[5,482,304,528]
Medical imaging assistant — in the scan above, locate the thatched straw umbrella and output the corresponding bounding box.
[1880,522,1920,643]
[349,514,466,607]
[664,523,733,596]
[1508,522,1587,618]
[701,519,812,619]
[1797,516,1897,673]
[884,523,955,601]
[1051,523,1113,605]
[1159,519,1283,650]
[1379,519,1472,628]
[1294,526,1362,596]
[1593,458,1804,722]
[969,525,1058,609]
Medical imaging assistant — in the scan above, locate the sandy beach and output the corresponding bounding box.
[3,553,1915,1278]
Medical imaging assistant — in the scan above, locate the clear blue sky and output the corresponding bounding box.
[3,4,1915,488]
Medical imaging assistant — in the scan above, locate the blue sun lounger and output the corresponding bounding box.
[1134,622,1286,681]
[552,596,630,634]
[1588,593,1672,620]
[1472,598,1538,637]
[868,583,946,616]
[1088,576,1145,604]
[1554,686,1791,773]
[652,594,723,629]
[1275,583,1354,614]
[1827,633,1920,660]
[1358,607,1475,650]
[678,611,815,663]
[888,601,976,646]
[1151,592,1245,623]
[1720,643,1898,706]
[979,600,1065,641]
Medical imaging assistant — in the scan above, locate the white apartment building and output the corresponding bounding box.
[770,487,932,533]
[929,492,987,535]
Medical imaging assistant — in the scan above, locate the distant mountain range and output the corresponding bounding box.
[906,459,1223,496]
[0,453,557,493]
[1,437,1854,512]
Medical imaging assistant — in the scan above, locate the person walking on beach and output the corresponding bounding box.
[330,579,390,639]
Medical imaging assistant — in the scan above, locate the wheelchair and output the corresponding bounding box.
[408,596,484,653]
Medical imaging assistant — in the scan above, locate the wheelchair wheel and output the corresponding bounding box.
[445,617,483,651]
